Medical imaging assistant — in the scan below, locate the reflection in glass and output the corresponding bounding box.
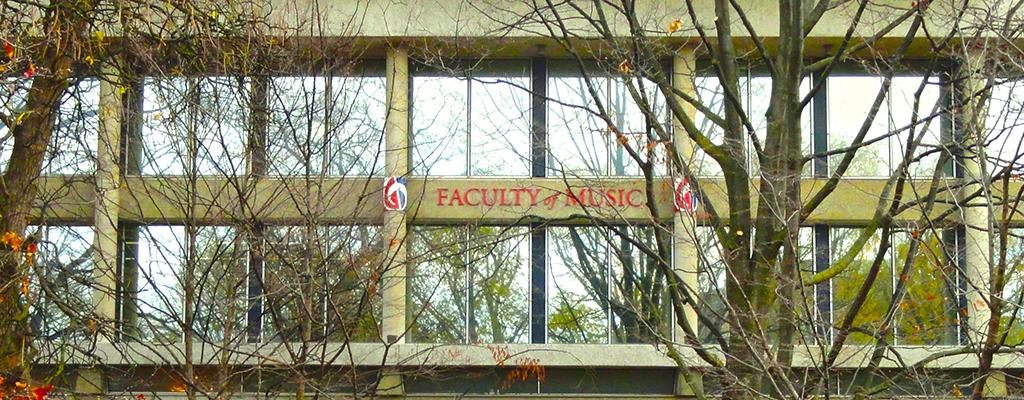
[548,76,609,176]
[471,77,531,176]
[469,226,530,343]
[888,77,942,177]
[985,81,1024,178]
[695,227,726,343]
[892,229,959,345]
[327,77,387,176]
[828,76,890,177]
[997,229,1024,346]
[49,80,99,174]
[831,227,893,345]
[412,76,468,175]
[29,226,94,341]
[609,226,670,343]
[268,77,328,175]
[136,226,186,342]
[192,227,248,344]
[409,226,468,343]
[1,79,99,174]
[263,225,381,342]
[548,227,609,343]
[548,72,667,177]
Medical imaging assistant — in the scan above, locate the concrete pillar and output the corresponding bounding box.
[671,48,703,398]
[959,54,992,346]
[671,48,699,341]
[382,47,410,345]
[959,52,1008,397]
[92,68,122,337]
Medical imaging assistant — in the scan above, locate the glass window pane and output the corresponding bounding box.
[0,78,27,172]
[322,225,382,342]
[1001,229,1024,345]
[695,226,726,343]
[889,76,942,177]
[828,76,890,177]
[262,225,310,341]
[609,226,670,343]
[985,81,1024,178]
[548,226,609,343]
[468,226,530,343]
[137,225,186,342]
[195,78,248,176]
[693,76,724,177]
[327,77,386,176]
[609,78,667,176]
[29,226,93,341]
[548,76,609,176]
[830,227,893,344]
[470,76,531,176]
[412,76,468,176]
[409,226,468,343]
[192,227,247,344]
[49,80,99,174]
[262,225,381,342]
[142,78,192,175]
[747,77,814,176]
[892,229,959,345]
[267,77,328,176]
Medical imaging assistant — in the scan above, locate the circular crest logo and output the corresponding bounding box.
[384,176,408,211]
[674,177,697,213]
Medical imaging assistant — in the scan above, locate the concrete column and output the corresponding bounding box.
[959,54,992,346]
[671,48,703,398]
[92,68,122,336]
[959,52,1008,397]
[382,47,409,345]
[671,48,699,340]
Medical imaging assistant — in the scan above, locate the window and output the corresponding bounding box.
[134,225,186,342]
[262,225,381,342]
[28,226,94,341]
[1,78,99,174]
[892,229,960,345]
[49,79,99,174]
[267,75,386,176]
[829,227,892,345]
[408,225,530,343]
[547,226,670,344]
[827,74,943,178]
[997,228,1024,346]
[696,226,814,344]
[129,226,252,343]
[411,63,531,176]
[142,77,248,176]
[548,63,667,177]
[687,74,812,177]
[984,80,1024,178]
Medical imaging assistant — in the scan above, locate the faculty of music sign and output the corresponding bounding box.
[433,186,647,210]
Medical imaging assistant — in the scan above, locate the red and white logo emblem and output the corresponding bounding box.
[674,177,697,213]
[384,176,408,211]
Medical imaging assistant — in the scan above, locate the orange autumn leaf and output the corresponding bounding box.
[618,59,632,74]
[32,385,53,400]
[667,19,683,33]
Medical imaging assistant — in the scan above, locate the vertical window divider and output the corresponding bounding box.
[814,225,831,342]
[466,75,473,177]
[531,57,547,178]
[531,222,546,344]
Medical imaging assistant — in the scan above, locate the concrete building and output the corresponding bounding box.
[4,0,1024,398]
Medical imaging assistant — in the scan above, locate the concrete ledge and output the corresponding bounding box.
[34,341,1024,370]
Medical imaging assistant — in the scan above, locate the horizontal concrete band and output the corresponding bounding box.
[36,342,1024,370]
[32,176,1024,225]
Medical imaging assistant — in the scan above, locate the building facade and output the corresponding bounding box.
[3,0,1024,398]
